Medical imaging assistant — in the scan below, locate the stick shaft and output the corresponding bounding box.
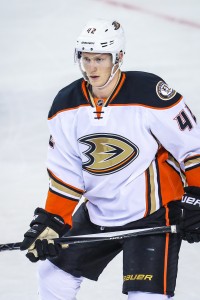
[0,242,21,252]
[0,225,178,252]
[58,225,178,245]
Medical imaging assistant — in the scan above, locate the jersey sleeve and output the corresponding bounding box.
[45,107,85,226]
[148,96,200,188]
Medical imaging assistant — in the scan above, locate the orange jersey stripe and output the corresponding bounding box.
[109,96,183,110]
[164,205,170,294]
[157,148,184,205]
[48,104,89,120]
[81,80,90,103]
[109,72,126,104]
[45,190,78,226]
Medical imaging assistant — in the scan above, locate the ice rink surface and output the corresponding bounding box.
[0,0,200,299]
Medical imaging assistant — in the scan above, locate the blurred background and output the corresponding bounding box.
[0,0,200,299]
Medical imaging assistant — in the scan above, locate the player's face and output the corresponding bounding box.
[81,53,113,87]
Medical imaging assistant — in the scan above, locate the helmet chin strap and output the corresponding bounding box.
[97,62,122,89]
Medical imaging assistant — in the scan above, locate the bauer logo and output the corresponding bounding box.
[78,133,139,175]
[182,196,200,207]
[123,274,153,281]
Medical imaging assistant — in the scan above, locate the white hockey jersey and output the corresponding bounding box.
[45,71,200,226]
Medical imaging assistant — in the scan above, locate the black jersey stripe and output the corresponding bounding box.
[47,169,84,196]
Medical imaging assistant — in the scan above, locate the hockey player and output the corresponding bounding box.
[20,19,200,300]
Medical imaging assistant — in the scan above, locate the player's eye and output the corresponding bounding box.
[95,57,104,63]
[82,57,90,63]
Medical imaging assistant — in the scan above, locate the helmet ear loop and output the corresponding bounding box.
[115,54,119,64]
[113,52,123,75]
[74,50,82,63]
[116,51,124,64]
[111,60,123,78]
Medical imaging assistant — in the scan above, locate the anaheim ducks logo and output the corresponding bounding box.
[78,133,139,175]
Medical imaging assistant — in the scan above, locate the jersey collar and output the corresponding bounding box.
[81,72,126,108]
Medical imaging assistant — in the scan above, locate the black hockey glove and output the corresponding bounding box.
[180,186,200,243]
[20,208,70,262]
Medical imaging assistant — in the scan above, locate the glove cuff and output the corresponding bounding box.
[182,191,200,211]
[30,208,67,235]
[184,186,200,197]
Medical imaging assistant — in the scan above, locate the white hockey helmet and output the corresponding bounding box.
[75,19,125,88]
[75,18,125,64]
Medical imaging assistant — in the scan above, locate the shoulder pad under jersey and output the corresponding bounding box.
[115,71,182,108]
[48,78,88,119]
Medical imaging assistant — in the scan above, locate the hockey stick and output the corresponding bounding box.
[0,225,179,252]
